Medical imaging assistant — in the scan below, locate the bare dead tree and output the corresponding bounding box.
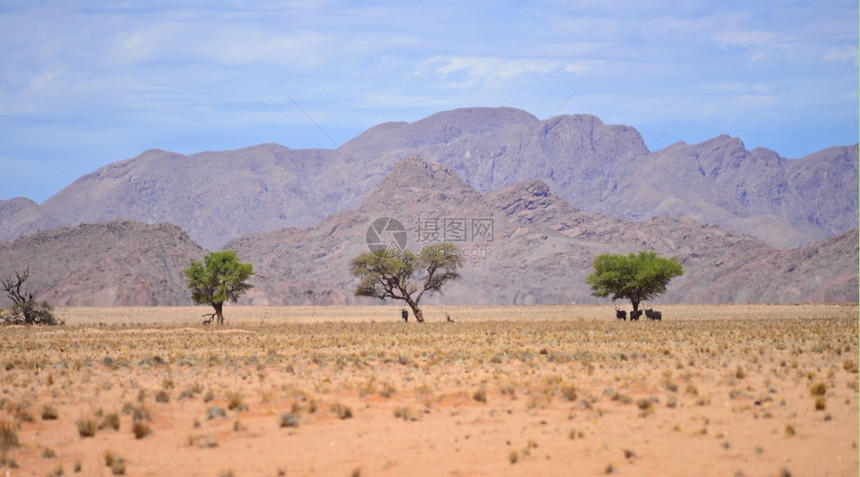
[1,267,61,325]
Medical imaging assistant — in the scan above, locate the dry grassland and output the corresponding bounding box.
[0,304,857,476]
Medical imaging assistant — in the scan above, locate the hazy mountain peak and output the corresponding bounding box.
[0,107,855,250]
[358,156,479,212]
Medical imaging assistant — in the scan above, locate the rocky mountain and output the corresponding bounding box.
[0,220,204,306]
[0,198,64,242]
[225,157,858,307]
[1,158,854,307]
[1,108,856,250]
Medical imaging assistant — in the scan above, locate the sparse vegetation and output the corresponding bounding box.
[1,304,855,476]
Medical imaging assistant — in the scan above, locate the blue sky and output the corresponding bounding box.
[1,1,857,203]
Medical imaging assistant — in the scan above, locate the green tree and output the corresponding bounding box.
[586,250,684,313]
[184,250,254,325]
[350,243,464,323]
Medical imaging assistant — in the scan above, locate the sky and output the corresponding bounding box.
[1,1,857,203]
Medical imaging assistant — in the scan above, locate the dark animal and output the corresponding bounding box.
[401,309,409,322]
[630,310,643,321]
[644,309,662,321]
[446,313,454,323]
[616,310,627,320]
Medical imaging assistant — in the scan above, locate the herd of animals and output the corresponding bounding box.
[395,308,664,323]
[615,309,662,321]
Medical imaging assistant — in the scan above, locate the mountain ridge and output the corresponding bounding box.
[1,156,855,307]
[1,107,856,249]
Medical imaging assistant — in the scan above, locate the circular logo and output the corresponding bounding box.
[365,217,407,253]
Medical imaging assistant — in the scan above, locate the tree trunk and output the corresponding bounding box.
[213,302,224,325]
[404,297,424,323]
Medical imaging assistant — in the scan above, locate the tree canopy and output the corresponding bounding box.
[350,243,463,323]
[184,250,254,325]
[586,250,684,312]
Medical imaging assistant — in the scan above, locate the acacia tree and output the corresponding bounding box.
[184,250,254,325]
[586,250,684,313]
[1,267,60,325]
[350,243,464,323]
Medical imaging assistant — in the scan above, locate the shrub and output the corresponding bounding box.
[809,382,827,396]
[104,450,125,475]
[330,403,352,419]
[41,405,59,420]
[132,421,151,439]
[155,389,170,403]
[100,412,120,431]
[472,388,487,403]
[76,416,98,438]
[226,392,247,412]
[279,413,300,428]
[814,396,826,411]
[393,406,419,422]
[0,419,19,452]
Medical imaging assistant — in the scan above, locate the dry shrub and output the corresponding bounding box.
[132,421,151,439]
[100,412,120,431]
[809,382,827,396]
[394,406,419,421]
[76,416,98,438]
[41,405,59,420]
[0,419,19,452]
[279,413,300,428]
[330,403,353,419]
[472,388,487,403]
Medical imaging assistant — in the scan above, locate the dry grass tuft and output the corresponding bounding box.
[76,415,98,438]
[0,420,18,452]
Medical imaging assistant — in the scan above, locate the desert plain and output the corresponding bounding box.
[0,303,857,476]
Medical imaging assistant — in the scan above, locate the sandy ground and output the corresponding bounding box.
[0,304,857,476]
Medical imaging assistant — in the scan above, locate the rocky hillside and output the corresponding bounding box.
[1,108,856,249]
[1,158,855,307]
[0,220,204,306]
[225,157,858,306]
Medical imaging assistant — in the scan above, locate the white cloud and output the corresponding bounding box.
[823,45,858,64]
[417,55,580,89]
[714,30,780,48]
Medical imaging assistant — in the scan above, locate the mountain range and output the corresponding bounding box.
[0,107,856,308]
[1,156,855,308]
[1,107,857,250]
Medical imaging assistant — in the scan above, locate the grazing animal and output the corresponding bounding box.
[630,310,643,321]
[446,313,454,323]
[401,309,409,322]
[616,310,627,320]
[645,309,662,321]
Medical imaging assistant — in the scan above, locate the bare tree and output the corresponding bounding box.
[1,267,61,325]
